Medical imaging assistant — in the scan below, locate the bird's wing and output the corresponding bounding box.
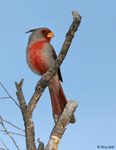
[51,45,63,82]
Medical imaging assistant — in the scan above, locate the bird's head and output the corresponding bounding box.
[26,28,54,44]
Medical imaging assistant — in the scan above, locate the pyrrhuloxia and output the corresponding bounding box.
[26,28,75,123]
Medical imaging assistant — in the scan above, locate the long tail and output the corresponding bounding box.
[48,75,75,123]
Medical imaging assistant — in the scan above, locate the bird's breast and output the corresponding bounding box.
[26,41,54,75]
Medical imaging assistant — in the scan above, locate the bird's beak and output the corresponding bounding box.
[47,32,54,38]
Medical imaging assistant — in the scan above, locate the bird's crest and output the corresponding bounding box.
[25,29,36,33]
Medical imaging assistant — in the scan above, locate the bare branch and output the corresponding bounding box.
[45,100,78,150]
[37,138,44,150]
[0,148,6,150]
[15,79,27,114]
[15,79,36,150]
[0,138,9,150]
[0,130,25,137]
[0,97,10,99]
[0,117,20,150]
[0,83,20,108]
[4,132,25,137]
[1,118,25,132]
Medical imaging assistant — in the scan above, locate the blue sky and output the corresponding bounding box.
[0,1,116,150]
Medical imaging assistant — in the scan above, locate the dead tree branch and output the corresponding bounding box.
[37,101,78,150]
[15,79,36,150]
[15,10,81,150]
[44,101,78,150]
[0,83,20,108]
[0,117,20,150]
[0,130,24,137]
[1,118,24,132]
[0,138,9,150]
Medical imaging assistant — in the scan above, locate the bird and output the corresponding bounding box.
[26,28,75,123]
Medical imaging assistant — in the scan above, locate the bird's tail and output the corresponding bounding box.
[48,75,75,124]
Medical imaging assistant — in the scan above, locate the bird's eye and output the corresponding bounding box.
[42,30,46,34]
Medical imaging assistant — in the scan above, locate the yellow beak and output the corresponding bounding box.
[47,32,54,38]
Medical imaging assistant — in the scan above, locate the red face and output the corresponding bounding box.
[41,29,54,42]
[41,29,51,36]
